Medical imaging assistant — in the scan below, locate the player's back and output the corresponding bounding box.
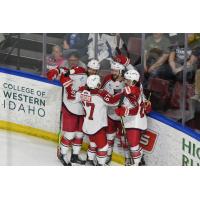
[80,88,108,135]
[123,85,147,130]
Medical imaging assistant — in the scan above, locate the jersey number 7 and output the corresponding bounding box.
[82,102,95,120]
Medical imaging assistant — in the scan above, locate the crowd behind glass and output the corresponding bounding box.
[1,33,200,132]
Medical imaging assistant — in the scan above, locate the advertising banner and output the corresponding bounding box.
[0,68,62,134]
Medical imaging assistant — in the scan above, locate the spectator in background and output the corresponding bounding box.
[63,33,89,63]
[101,33,124,57]
[168,34,195,83]
[190,46,200,66]
[120,33,142,66]
[87,33,123,69]
[46,45,66,70]
[144,33,172,81]
[65,51,86,68]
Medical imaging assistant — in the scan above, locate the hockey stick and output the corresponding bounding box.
[57,87,64,157]
[120,116,134,166]
[118,95,133,166]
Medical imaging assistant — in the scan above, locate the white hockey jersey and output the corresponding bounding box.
[122,84,147,130]
[76,87,122,135]
[101,74,125,121]
[63,72,87,115]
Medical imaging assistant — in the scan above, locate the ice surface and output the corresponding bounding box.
[0,129,119,166]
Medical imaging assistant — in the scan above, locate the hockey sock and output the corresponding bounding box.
[130,145,143,166]
[107,132,116,157]
[72,132,83,155]
[96,144,108,165]
[87,142,97,161]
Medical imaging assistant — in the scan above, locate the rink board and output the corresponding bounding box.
[0,66,200,166]
[0,67,62,137]
[143,112,200,166]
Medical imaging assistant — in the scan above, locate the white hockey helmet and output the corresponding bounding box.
[124,69,140,82]
[87,75,101,89]
[87,59,100,70]
[110,61,125,71]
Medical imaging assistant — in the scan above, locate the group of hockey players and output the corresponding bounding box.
[47,52,152,166]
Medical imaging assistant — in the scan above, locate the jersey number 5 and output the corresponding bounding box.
[83,102,95,120]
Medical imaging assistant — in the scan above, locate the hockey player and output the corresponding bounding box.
[75,75,123,165]
[47,65,87,165]
[47,59,100,166]
[114,69,151,166]
[87,59,100,76]
[63,59,100,77]
[101,61,125,164]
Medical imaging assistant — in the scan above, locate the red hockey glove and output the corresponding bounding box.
[70,66,86,75]
[144,100,152,114]
[47,68,59,80]
[115,106,129,117]
[64,67,86,77]
[114,55,130,66]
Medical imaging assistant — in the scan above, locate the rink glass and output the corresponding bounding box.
[0,33,199,140]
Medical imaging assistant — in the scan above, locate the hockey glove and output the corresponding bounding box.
[115,106,129,117]
[65,67,86,77]
[144,100,152,114]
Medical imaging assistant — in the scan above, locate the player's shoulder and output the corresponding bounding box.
[104,74,113,82]
[125,85,141,101]
[79,86,87,92]
[131,85,140,94]
[71,66,87,75]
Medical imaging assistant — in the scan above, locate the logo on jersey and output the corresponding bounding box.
[140,129,158,153]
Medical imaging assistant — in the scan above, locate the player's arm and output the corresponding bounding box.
[75,86,87,103]
[100,89,123,106]
[69,86,87,103]
[60,74,75,100]
[100,74,112,89]
[115,86,140,116]
[115,103,139,117]
[47,66,69,80]
[149,53,169,71]
[47,66,60,80]
[64,66,86,77]
[169,51,177,70]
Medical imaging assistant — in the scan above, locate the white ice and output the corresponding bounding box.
[0,129,119,166]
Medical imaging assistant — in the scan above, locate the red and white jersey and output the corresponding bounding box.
[62,67,87,115]
[76,87,122,135]
[122,84,147,130]
[101,74,125,121]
